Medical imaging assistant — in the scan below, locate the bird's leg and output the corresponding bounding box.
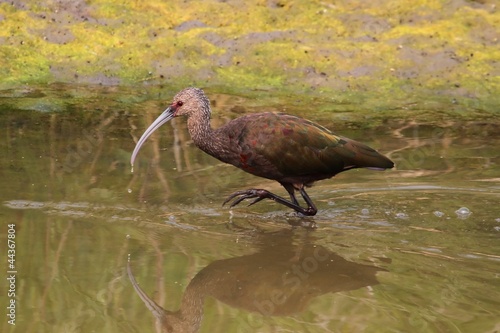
[223,185,318,216]
[279,183,317,216]
[298,187,317,216]
[281,182,300,206]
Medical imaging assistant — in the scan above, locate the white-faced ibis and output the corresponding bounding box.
[131,87,394,216]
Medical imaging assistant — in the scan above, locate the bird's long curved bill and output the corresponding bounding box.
[130,106,175,168]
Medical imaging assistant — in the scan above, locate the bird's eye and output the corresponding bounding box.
[176,101,183,107]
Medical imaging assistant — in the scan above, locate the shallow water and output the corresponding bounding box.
[1,85,500,333]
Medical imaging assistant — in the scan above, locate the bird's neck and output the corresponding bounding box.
[186,105,233,163]
[187,110,218,155]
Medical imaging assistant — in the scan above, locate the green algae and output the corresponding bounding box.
[0,0,498,113]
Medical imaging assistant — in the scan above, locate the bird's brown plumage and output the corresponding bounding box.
[212,112,393,186]
[131,87,394,216]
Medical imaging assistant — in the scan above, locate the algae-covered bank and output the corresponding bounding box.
[0,0,499,103]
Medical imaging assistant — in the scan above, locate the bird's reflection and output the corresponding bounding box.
[127,230,386,333]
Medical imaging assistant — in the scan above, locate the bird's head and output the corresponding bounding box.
[130,87,210,168]
[170,87,210,117]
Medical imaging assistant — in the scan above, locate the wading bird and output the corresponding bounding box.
[131,88,393,216]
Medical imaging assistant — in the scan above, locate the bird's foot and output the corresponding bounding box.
[223,189,272,208]
[223,188,318,216]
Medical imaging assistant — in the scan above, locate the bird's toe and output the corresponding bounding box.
[247,196,266,207]
[223,189,270,208]
[228,194,252,208]
[223,190,247,206]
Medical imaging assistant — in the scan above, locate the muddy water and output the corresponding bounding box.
[1,85,499,333]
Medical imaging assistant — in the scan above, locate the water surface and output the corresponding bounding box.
[1,85,499,333]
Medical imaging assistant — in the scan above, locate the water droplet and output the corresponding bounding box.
[434,211,444,217]
[127,188,132,194]
[455,207,471,219]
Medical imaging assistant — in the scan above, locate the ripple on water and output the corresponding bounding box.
[395,212,409,219]
[3,200,45,209]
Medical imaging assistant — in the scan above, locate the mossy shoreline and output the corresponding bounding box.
[0,0,498,111]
